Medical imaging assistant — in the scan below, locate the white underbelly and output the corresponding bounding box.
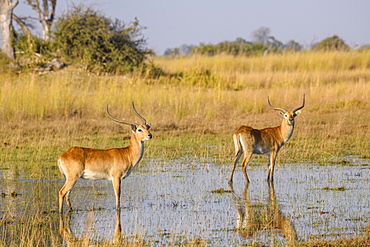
[81,170,110,180]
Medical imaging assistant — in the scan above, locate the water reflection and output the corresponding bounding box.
[59,210,122,246]
[1,169,20,221]
[229,182,297,245]
[1,162,369,245]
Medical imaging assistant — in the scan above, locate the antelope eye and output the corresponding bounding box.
[284,114,288,118]
[138,129,143,132]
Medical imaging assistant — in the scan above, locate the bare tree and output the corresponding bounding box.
[0,0,19,59]
[26,0,56,41]
[285,40,303,51]
[264,36,283,56]
[12,14,32,37]
[251,26,271,45]
[12,14,35,53]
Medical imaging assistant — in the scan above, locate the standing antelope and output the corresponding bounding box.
[229,95,305,183]
[58,103,152,212]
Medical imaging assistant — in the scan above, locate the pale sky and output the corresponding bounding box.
[13,0,370,55]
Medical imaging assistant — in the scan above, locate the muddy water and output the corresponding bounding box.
[1,158,369,246]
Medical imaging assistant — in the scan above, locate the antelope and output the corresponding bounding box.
[229,95,305,183]
[58,103,152,212]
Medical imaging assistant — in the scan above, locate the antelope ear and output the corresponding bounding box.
[278,111,285,117]
[294,110,302,117]
[131,125,137,132]
[146,124,151,130]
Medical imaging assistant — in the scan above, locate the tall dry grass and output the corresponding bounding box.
[0,51,369,171]
[154,51,370,89]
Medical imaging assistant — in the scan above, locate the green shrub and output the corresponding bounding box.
[191,40,267,57]
[12,33,53,68]
[314,35,350,52]
[52,5,152,74]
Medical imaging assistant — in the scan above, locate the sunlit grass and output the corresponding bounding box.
[154,51,370,89]
[1,51,369,175]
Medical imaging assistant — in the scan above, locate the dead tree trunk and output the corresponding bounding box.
[26,0,56,41]
[0,0,19,59]
[12,14,33,52]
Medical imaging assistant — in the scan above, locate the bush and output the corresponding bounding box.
[359,44,370,51]
[314,35,350,52]
[52,5,152,74]
[12,33,53,68]
[191,39,267,57]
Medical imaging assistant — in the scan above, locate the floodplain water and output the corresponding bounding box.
[1,157,369,246]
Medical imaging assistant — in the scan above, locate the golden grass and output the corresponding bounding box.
[154,51,370,89]
[0,51,369,172]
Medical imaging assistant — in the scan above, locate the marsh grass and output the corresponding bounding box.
[0,51,369,245]
[0,181,148,247]
[0,178,60,246]
[322,186,346,191]
[299,233,370,247]
[0,53,369,170]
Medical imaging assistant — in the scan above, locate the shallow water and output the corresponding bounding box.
[1,158,369,246]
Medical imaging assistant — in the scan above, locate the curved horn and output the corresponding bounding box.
[293,94,305,113]
[132,102,147,125]
[267,96,287,112]
[106,106,138,126]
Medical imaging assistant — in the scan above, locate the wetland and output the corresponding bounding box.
[1,51,370,246]
[0,158,369,246]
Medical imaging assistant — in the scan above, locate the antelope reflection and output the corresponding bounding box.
[59,210,122,246]
[230,182,297,244]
